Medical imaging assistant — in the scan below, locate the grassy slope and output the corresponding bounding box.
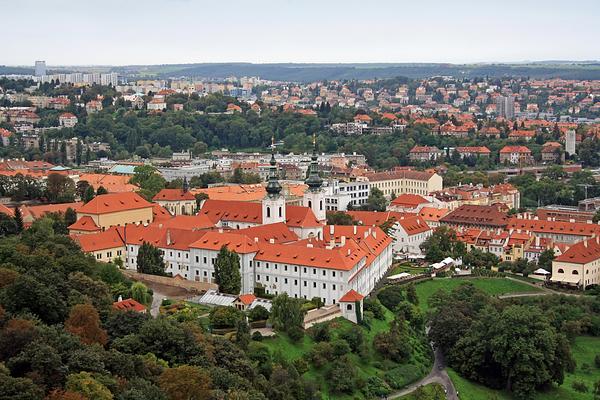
[261,308,432,399]
[446,336,600,400]
[415,278,542,312]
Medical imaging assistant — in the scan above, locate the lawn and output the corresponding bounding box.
[261,307,432,399]
[398,383,446,399]
[446,336,600,400]
[414,277,542,312]
[390,262,428,276]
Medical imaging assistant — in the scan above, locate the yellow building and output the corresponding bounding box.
[71,227,126,263]
[73,192,154,232]
[365,170,442,198]
[153,188,196,216]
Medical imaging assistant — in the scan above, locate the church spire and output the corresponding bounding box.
[305,133,323,191]
[265,136,282,197]
[182,176,189,193]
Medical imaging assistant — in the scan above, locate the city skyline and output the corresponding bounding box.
[2,0,600,66]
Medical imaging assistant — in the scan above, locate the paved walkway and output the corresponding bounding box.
[389,347,457,400]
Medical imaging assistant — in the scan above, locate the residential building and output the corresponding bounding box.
[499,146,533,165]
[72,192,154,232]
[440,204,509,231]
[551,237,600,290]
[58,112,78,128]
[152,182,196,216]
[496,95,515,119]
[408,146,443,162]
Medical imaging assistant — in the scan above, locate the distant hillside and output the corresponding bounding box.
[0,65,34,75]
[122,62,600,81]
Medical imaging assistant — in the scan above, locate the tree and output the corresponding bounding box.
[326,212,357,226]
[136,242,166,276]
[13,207,23,233]
[270,294,305,338]
[82,186,95,203]
[64,207,77,228]
[45,173,76,203]
[130,282,151,305]
[64,303,108,346]
[363,187,388,211]
[194,192,208,210]
[130,165,166,200]
[0,372,44,400]
[95,186,108,196]
[65,372,112,400]
[214,246,241,294]
[421,226,465,262]
[159,365,212,400]
[235,319,251,350]
[538,249,555,270]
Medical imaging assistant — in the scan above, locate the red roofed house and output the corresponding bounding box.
[499,146,533,165]
[71,227,125,262]
[393,215,432,255]
[541,142,564,163]
[58,112,78,128]
[409,146,443,162]
[75,192,154,231]
[234,293,257,311]
[353,114,372,124]
[113,297,147,313]
[153,186,196,216]
[508,130,536,141]
[389,194,431,212]
[552,237,600,290]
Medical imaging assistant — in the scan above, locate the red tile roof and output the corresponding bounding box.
[200,200,321,227]
[78,192,152,215]
[68,215,101,232]
[555,238,600,264]
[390,194,430,208]
[238,222,299,244]
[113,298,146,312]
[339,289,364,302]
[72,227,124,252]
[189,231,258,254]
[507,218,600,237]
[153,189,196,201]
[440,205,509,228]
[150,214,214,231]
[396,215,431,235]
[237,294,257,305]
[499,145,531,154]
[346,210,415,226]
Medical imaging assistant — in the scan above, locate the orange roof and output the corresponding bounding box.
[78,192,152,215]
[396,215,431,235]
[78,174,138,193]
[346,210,415,226]
[254,241,366,271]
[153,188,196,201]
[72,227,124,252]
[237,294,257,305]
[190,231,258,254]
[0,128,12,138]
[152,204,172,222]
[238,222,299,244]
[555,238,600,264]
[191,183,306,202]
[113,298,146,312]
[0,203,13,216]
[150,214,214,231]
[339,289,364,302]
[456,146,491,154]
[68,215,100,232]
[200,199,321,228]
[499,145,531,154]
[418,207,449,222]
[354,114,372,122]
[21,202,82,220]
[507,218,600,237]
[390,194,430,208]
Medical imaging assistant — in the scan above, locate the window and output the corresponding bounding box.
[573,270,579,275]
[203,257,207,264]
[313,268,316,275]
[203,271,207,276]
[284,278,288,284]
[278,207,282,217]
[346,304,353,310]
[322,270,326,276]
[195,256,199,262]
[332,284,336,290]
[313,282,316,288]
[266,207,271,218]
[303,281,307,287]
[322,283,326,289]
[257,274,261,281]
[294,279,298,285]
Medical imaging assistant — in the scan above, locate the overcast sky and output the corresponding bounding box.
[2,0,599,66]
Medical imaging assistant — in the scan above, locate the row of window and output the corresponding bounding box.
[256,274,338,290]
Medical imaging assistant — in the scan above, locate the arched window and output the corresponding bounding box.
[573,270,579,275]
[308,200,312,208]
[557,269,564,273]
[266,207,271,218]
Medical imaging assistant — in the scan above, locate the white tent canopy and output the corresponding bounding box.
[533,268,551,275]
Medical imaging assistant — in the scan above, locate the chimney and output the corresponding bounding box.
[330,225,334,235]
[307,243,313,248]
[269,238,275,244]
[584,240,588,248]
[341,236,346,246]
[218,228,223,233]
[373,230,377,239]
[535,236,540,247]
[254,237,259,242]
[118,295,123,302]
[353,225,357,235]
[166,229,171,246]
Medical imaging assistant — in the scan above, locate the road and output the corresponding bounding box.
[150,289,165,317]
[389,347,458,400]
